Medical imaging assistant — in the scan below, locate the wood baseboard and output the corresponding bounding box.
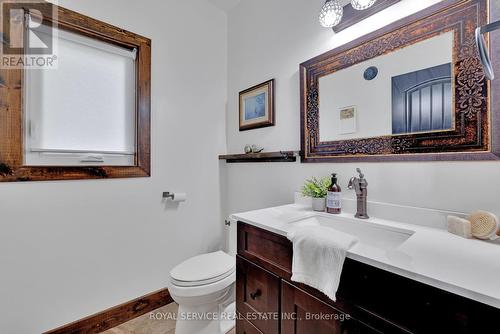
[44,288,173,334]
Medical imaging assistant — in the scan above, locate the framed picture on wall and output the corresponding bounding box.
[239,79,275,131]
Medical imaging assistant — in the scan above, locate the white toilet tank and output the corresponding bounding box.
[224,218,237,257]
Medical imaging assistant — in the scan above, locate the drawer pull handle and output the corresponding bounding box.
[250,289,262,300]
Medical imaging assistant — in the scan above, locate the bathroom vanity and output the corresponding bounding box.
[232,205,500,334]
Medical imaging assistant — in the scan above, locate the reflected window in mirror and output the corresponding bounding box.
[391,63,452,135]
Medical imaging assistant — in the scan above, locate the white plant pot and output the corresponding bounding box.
[312,197,326,212]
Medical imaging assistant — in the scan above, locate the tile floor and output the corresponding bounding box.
[102,302,236,334]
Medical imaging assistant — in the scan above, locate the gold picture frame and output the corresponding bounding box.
[239,79,275,131]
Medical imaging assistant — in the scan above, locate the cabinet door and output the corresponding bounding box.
[282,281,357,334]
[237,256,280,333]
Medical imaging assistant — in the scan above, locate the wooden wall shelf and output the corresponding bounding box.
[219,151,298,163]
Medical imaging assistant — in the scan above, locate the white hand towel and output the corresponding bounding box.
[287,226,359,301]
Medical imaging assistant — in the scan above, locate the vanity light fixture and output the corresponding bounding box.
[351,0,377,10]
[319,0,343,28]
[476,19,500,80]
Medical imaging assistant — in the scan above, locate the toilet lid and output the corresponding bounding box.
[170,251,235,287]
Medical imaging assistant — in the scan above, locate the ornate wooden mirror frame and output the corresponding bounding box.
[0,1,151,181]
[300,0,500,162]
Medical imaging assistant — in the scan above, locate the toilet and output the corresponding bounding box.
[168,222,237,334]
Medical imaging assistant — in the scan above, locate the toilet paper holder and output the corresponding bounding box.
[163,192,175,200]
[162,192,186,202]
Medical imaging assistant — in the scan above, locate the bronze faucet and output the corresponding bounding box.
[348,168,369,219]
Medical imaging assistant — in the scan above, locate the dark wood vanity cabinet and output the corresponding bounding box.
[236,222,500,334]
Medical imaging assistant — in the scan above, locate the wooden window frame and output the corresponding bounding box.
[0,2,151,181]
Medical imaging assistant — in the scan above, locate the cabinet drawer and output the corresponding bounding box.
[236,316,264,334]
[237,222,292,278]
[237,255,280,334]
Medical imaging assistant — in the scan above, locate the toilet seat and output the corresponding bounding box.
[171,267,236,287]
[170,251,235,287]
[168,271,235,299]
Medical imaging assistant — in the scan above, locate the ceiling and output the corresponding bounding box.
[208,0,242,12]
[208,0,355,13]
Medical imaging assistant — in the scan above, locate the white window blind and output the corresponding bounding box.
[24,17,137,166]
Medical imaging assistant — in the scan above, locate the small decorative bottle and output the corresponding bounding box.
[326,173,342,214]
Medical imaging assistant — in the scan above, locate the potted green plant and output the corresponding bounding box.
[302,176,331,212]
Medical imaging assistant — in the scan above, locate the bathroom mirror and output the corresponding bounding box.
[319,32,454,141]
[301,0,500,162]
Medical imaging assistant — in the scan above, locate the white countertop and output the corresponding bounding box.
[231,204,500,309]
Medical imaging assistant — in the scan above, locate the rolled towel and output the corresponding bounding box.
[287,226,359,301]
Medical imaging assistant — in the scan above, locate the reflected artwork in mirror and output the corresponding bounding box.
[300,0,500,162]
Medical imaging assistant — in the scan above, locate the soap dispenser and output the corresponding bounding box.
[327,173,342,214]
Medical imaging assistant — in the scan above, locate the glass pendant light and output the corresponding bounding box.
[351,0,377,10]
[319,0,343,28]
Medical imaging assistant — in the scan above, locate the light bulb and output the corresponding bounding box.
[319,0,343,28]
[351,0,377,10]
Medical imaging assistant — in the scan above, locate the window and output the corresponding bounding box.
[0,3,151,182]
[24,16,137,166]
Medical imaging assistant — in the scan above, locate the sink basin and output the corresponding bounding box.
[289,215,415,256]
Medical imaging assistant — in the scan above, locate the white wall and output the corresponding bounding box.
[224,0,500,217]
[0,1,227,333]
